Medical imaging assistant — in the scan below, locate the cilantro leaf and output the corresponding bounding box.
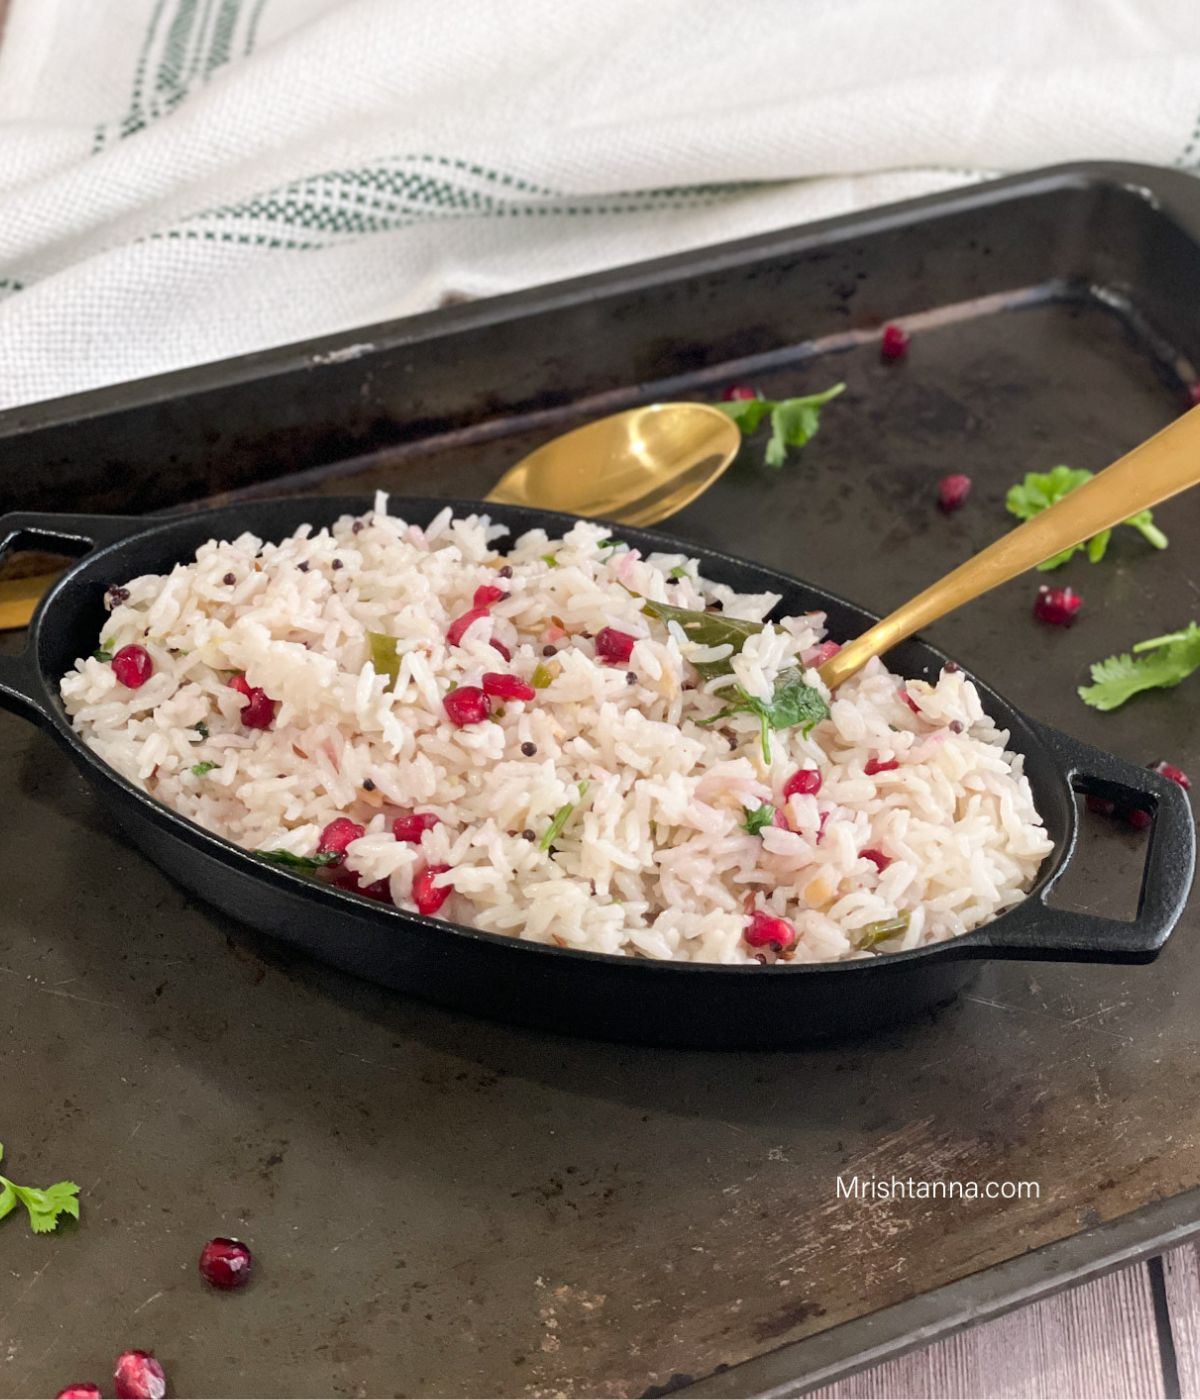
[92,647,113,663]
[641,597,764,678]
[191,761,218,777]
[0,1143,79,1236]
[716,396,774,434]
[1126,509,1169,551]
[1078,622,1200,711]
[254,849,340,870]
[699,666,830,763]
[716,383,845,468]
[668,565,689,581]
[1006,466,1169,570]
[742,803,777,836]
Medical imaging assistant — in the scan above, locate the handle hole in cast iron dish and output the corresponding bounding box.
[1041,789,1150,924]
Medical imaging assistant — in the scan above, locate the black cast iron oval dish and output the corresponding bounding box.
[0,498,1194,1048]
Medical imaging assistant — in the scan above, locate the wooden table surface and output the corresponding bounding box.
[813,1244,1200,1398]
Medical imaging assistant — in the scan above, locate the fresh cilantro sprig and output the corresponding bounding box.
[0,1143,79,1235]
[716,384,845,468]
[1007,466,1168,571]
[742,803,777,836]
[1079,622,1200,711]
[699,666,830,764]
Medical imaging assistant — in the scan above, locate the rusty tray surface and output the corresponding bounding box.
[3,162,1200,1397]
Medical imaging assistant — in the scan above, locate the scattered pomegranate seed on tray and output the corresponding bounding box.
[1033,585,1081,627]
[199,1236,253,1290]
[880,323,910,361]
[937,473,972,512]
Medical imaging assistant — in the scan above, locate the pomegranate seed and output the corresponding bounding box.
[393,811,440,842]
[198,1236,253,1290]
[1124,806,1152,831]
[722,384,758,401]
[113,1351,166,1400]
[442,685,491,726]
[899,687,921,714]
[1086,794,1116,816]
[860,848,892,872]
[1188,382,1200,407]
[482,671,537,702]
[1033,585,1082,627]
[783,767,822,798]
[595,628,637,664]
[489,638,512,661]
[880,323,910,361]
[111,644,153,689]
[228,673,277,728]
[864,757,900,776]
[744,910,796,950]
[414,863,452,916]
[938,473,972,512]
[332,868,392,902]
[808,640,841,666]
[446,606,491,648]
[473,583,507,608]
[1151,760,1191,790]
[317,817,364,860]
[56,1387,102,1399]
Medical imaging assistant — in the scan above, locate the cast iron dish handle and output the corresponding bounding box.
[979,718,1195,962]
[0,511,144,726]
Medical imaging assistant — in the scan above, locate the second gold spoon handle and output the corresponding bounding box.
[820,405,1200,690]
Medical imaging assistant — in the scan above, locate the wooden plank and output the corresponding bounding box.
[1164,1241,1200,1396]
[810,1263,1165,1399]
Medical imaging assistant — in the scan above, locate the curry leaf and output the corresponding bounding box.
[641,597,764,678]
[852,913,911,951]
[254,849,340,870]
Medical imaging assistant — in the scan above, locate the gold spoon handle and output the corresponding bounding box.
[819,406,1200,690]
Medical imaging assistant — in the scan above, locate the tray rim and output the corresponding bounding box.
[3,159,1200,435]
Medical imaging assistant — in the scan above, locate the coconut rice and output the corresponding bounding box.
[60,495,1054,964]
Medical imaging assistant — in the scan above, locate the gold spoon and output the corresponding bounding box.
[0,402,740,631]
[820,407,1200,690]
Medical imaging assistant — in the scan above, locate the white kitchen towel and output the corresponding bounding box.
[0,0,1197,410]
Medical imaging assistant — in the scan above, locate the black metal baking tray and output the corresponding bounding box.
[5,162,1200,1397]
